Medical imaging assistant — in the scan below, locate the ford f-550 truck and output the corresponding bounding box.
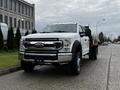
[19,24,98,75]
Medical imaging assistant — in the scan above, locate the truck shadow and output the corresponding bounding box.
[22,57,95,78]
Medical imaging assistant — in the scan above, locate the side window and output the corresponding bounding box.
[79,25,82,33]
[79,25,85,34]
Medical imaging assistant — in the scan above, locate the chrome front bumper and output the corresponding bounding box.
[19,52,72,64]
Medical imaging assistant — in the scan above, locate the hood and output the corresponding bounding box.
[23,33,78,39]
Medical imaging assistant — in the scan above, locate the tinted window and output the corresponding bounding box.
[42,24,77,33]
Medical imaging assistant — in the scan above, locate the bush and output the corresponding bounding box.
[99,32,105,44]
[15,27,21,48]
[7,27,14,50]
[0,26,4,50]
[25,30,29,36]
[32,29,37,34]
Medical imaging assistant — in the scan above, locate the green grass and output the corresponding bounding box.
[0,51,19,70]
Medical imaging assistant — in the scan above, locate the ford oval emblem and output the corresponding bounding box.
[35,43,44,48]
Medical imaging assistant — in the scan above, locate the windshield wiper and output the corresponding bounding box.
[53,30,67,33]
[40,32,51,33]
[40,30,67,33]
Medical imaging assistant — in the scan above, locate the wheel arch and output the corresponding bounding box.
[71,40,82,56]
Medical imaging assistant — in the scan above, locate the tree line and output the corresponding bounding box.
[98,32,120,43]
[113,36,120,42]
[98,32,111,44]
[0,27,37,51]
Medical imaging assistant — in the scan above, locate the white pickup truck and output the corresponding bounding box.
[19,24,98,75]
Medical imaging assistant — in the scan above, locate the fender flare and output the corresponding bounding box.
[71,40,82,56]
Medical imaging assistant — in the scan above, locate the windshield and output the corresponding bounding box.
[41,24,77,33]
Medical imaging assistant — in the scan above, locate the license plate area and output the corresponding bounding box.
[24,53,58,60]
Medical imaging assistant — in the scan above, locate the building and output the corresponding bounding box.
[0,0,35,35]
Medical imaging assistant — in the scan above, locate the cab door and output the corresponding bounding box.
[79,25,89,55]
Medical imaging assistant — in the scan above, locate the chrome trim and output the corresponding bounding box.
[29,41,62,44]
[30,41,55,44]
[25,53,56,56]
[58,53,72,56]
[25,47,57,50]
[19,52,24,54]
[19,52,72,63]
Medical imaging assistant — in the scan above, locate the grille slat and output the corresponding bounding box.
[25,50,58,54]
[25,38,59,41]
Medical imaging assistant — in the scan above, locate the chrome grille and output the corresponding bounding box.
[24,38,63,51]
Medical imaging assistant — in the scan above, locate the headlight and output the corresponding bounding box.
[63,39,71,47]
[59,38,72,52]
[19,39,25,52]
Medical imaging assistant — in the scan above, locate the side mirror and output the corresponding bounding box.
[79,32,85,37]
[85,29,91,37]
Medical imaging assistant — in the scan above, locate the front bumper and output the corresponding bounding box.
[19,52,72,64]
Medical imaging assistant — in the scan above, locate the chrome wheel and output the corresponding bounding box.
[71,52,81,75]
[77,55,81,72]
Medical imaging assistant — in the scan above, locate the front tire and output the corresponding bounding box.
[21,61,35,72]
[52,63,60,67]
[70,52,81,75]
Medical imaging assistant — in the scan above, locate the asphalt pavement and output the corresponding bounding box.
[0,44,120,90]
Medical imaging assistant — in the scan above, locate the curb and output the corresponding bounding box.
[0,66,21,76]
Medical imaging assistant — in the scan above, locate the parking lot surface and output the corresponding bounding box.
[0,44,120,90]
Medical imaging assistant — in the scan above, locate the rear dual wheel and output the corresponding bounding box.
[89,46,98,60]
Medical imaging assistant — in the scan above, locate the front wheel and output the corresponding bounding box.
[52,63,60,67]
[21,61,35,72]
[70,52,81,75]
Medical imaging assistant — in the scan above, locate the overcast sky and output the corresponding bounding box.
[26,0,120,37]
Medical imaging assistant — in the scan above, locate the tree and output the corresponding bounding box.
[7,27,14,50]
[118,36,120,41]
[99,32,105,44]
[15,27,21,48]
[106,37,111,42]
[25,30,29,36]
[32,29,37,34]
[0,26,4,50]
